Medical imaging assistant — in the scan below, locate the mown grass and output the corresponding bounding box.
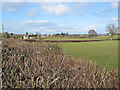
[59,41,118,70]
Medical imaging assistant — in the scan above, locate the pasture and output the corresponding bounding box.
[59,41,118,70]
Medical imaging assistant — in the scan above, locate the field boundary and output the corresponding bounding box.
[24,38,120,42]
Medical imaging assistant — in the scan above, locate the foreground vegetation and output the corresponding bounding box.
[2,39,119,88]
[59,41,118,70]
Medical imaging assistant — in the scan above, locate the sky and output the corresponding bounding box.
[1,1,118,34]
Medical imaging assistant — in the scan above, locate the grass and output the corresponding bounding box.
[59,41,118,70]
[43,35,118,41]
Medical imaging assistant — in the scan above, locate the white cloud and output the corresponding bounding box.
[3,20,91,34]
[100,2,118,17]
[1,0,120,2]
[23,20,48,23]
[2,2,70,16]
[89,25,95,28]
[88,25,97,30]
[101,8,113,17]
[75,2,93,8]
[111,2,118,8]
[4,8,16,13]
[2,0,24,2]
[25,8,38,18]
[108,17,118,23]
[108,17,118,21]
[2,2,24,13]
[41,3,70,16]
[87,16,91,18]
[102,8,112,13]
[74,2,94,15]
[3,20,57,34]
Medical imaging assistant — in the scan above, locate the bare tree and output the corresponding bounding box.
[37,32,41,39]
[0,33,2,38]
[3,32,9,39]
[106,23,117,40]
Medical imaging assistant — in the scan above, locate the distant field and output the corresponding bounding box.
[59,41,118,70]
[43,35,118,41]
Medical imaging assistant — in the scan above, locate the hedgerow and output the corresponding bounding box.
[2,39,119,88]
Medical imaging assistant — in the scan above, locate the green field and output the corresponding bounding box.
[43,35,118,41]
[59,41,118,70]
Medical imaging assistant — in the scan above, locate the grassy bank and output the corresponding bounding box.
[59,41,118,70]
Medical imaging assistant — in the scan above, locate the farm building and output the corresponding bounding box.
[23,35,28,39]
[45,35,55,37]
[29,37,33,39]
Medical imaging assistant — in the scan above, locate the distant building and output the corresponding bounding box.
[41,35,46,38]
[23,35,28,39]
[45,35,54,37]
[29,37,33,39]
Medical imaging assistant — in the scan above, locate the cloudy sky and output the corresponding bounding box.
[1,1,118,34]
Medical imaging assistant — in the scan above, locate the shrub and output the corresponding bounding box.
[2,39,119,88]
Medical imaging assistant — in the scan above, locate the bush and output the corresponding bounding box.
[2,39,119,88]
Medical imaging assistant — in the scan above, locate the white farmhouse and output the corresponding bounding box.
[29,37,33,39]
[23,35,28,39]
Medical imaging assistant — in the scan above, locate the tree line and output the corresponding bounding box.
[88,23,119,38]
[1,23,119,39]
